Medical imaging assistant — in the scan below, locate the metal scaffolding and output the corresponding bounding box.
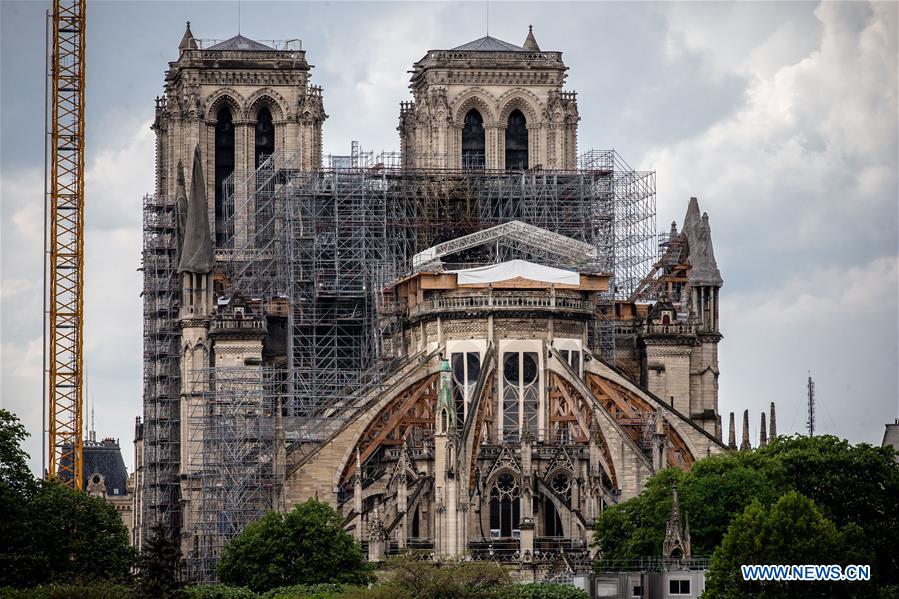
[221,146,655,425]
[140,192,182,543]
[141,144,655,575]
[184,367,280,582]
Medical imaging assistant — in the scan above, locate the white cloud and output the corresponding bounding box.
[0,120,153,474]
[648,2,898,444]
[720,254,898,444]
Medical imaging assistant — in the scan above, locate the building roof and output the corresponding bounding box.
[522,25,540,51]
[83,438,129,497]
[207,34,276,51]
[450,35,529,52]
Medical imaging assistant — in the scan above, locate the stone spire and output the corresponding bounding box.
[740,409,751,451]
[178,146,215,274]
[759,412,768,447]
[769,402,777,439]
[179,21,198,51]
[727,412,736,450]
[663,482,691,558]
[523,25,540,51]
[689,212,723,287]
[682,197,701,240]
[669,220,679,241]
[174,161,188,263]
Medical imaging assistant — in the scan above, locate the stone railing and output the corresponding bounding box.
[644,322,696,336]
[210,317,267,332]
[408,293,592,318]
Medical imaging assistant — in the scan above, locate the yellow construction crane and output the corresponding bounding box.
[46,0,86,489]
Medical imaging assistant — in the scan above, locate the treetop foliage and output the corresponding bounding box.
[593,435,899,590]
[217,499,372,592]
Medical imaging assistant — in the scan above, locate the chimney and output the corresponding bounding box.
[759,412,768,447]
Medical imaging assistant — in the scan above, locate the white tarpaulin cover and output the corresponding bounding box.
[451,260,580,286]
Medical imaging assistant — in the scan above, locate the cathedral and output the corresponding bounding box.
[137,23,728,583]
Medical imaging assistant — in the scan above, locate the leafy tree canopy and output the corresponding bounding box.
[0,410,136,589]
[705,491,875,599]
[0,409,35,494]
[217,499,372,592]
[593,435,899,586]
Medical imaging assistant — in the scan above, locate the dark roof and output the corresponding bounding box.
[450,36,528,52]
[207,34,275,51]
[83,439,129,497]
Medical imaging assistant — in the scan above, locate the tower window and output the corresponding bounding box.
[505,109,528,170]
[214,106,235,246]
[255,107,275,167]
[462,109,485,169]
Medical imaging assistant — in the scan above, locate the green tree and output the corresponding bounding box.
[764,435,899,584]
[137,522,183,597]
[594,451,784,563]
[704,491,874,599]
[376,554,510,599]
[27,480,138,585]
[217,499,371,592]
[0,409,41,587]
[495,582,590,599]
[593,435,899,591]
[0,410,137,589]
[0,409,35,494]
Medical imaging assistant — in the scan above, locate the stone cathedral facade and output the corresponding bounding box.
[138,23,728,581]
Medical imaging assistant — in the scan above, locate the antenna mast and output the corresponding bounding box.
[806,372,815,437]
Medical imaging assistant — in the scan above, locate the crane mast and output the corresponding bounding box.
[47,0,86,488]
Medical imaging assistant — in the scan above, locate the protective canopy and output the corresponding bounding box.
[451,259,580,286]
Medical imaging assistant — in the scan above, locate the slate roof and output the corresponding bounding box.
[207,34,275,51]
[83,439,129,497]
[450,36,528,52]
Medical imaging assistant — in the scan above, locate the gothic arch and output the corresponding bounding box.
[204,89,244,122]
[497,91,541,125]
[334,367,441,487]
[535,477,573,537]
[452,90,498,126]
[244,88,289,121]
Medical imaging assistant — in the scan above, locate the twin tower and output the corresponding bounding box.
[153,24,580,246]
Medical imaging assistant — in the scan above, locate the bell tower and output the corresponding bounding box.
[399,26,579,170]
[154,23,326,252]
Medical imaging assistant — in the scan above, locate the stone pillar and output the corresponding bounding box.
[769,403,777,439]
[740,410,751,451]
[759,413,768,447]
[367,510,387,563]
[353,450,363,542]
[728,412,736,450]
[652,413,667,471]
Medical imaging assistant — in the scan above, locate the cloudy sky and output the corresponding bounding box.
[1,1,896,475]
